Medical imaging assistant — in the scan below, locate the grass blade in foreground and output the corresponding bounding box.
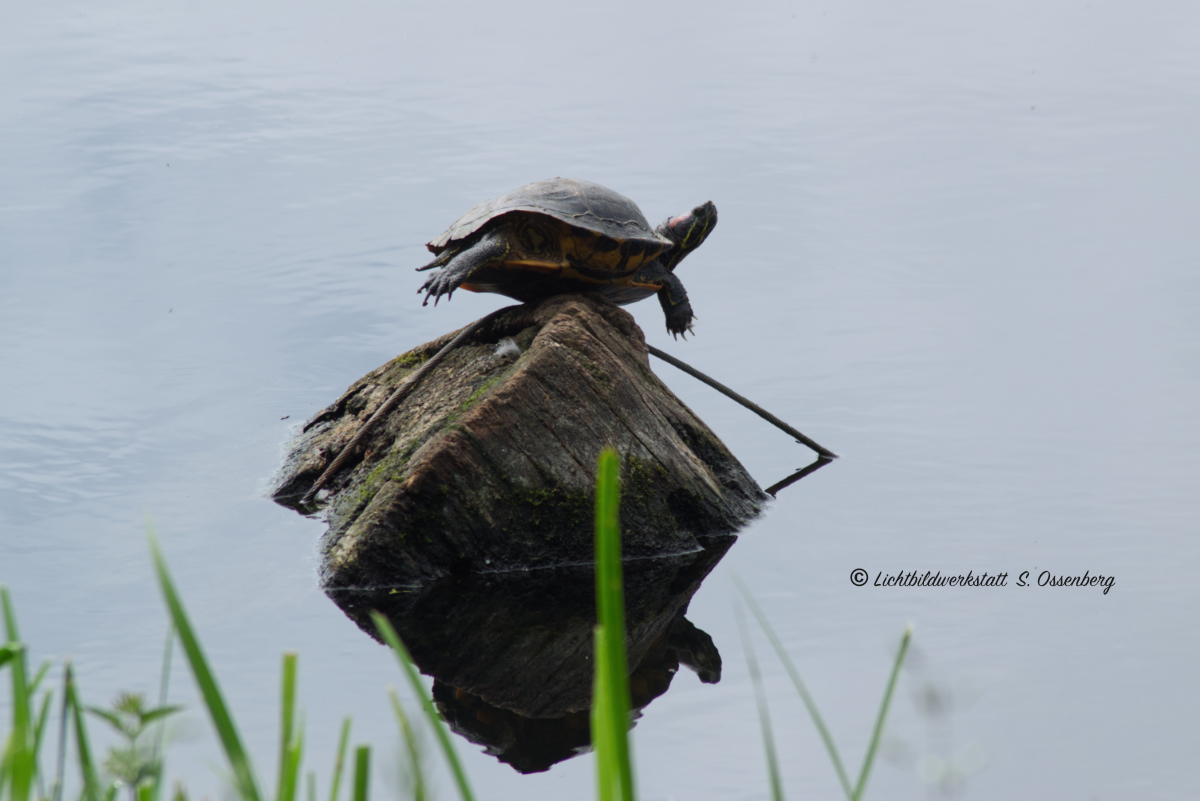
[591,448,635,801]
[64,663,107,801]
[326,717,351,801]
[351,747,368,801]
[32,690,53,801]
[276,653,303,801]
[387,688,426,801]
[150,624,176,801]
[369,614,474,801]
[851,624,912,801]
[732,574,853,799]
[3,586,36,801]
[52,662,71,801]
[733,602,784,801]
[147,526,262,801]
[733,575,913,801]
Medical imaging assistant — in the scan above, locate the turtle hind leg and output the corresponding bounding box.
[418,231,511,306]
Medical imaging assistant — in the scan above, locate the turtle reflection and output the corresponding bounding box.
[328,536,732,773]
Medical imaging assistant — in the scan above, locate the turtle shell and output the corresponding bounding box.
[426,178,670,255]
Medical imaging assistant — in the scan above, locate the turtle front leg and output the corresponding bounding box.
[418,231,510,306]
[634,260,695,337]
[657,271,695,338]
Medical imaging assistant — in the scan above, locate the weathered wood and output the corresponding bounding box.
[273,293,766,588]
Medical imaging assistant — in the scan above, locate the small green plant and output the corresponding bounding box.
[85,693,181,801]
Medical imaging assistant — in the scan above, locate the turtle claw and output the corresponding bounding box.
[419,270,462,308]
[666,315,696,340]
[426,288,449,307]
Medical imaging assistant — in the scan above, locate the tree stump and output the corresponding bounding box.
[273,294,766,588]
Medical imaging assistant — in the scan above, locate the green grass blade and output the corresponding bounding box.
[150,623,176,801]
[33,689,52,755]
[28,660,52,699]
[65,663,104,801]
[2,588,35,801]
[2,640,13,799]
[53,664,71,801]
[590,626,615,801]
[593,450,626,650]
[286,718,306,801]
[369,614,475,801]
[387,688,425,801]
[591,448,634,801]
[0,643,17,669]
[851,624,913,801]
[733,574,853,799]
[147,526,261,801]
[276,653,300,801]
[327,718,351,801]
[350,747,368,801]
[2,586,21,642]
[734,603,784,801]
[33,689,53,801]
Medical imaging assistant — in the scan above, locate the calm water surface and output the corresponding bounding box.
[3,1,1198,798]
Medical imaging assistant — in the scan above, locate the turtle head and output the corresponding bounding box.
[657,201,717,272]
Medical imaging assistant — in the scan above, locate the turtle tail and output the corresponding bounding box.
[416,248,457,272]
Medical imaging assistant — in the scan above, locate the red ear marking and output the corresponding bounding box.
[668,213,692,228]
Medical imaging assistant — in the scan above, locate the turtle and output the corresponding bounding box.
[416,178,717,336]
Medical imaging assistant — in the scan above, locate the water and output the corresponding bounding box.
[3,0,1198,798]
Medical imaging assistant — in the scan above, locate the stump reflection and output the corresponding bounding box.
[328,535,733,773]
